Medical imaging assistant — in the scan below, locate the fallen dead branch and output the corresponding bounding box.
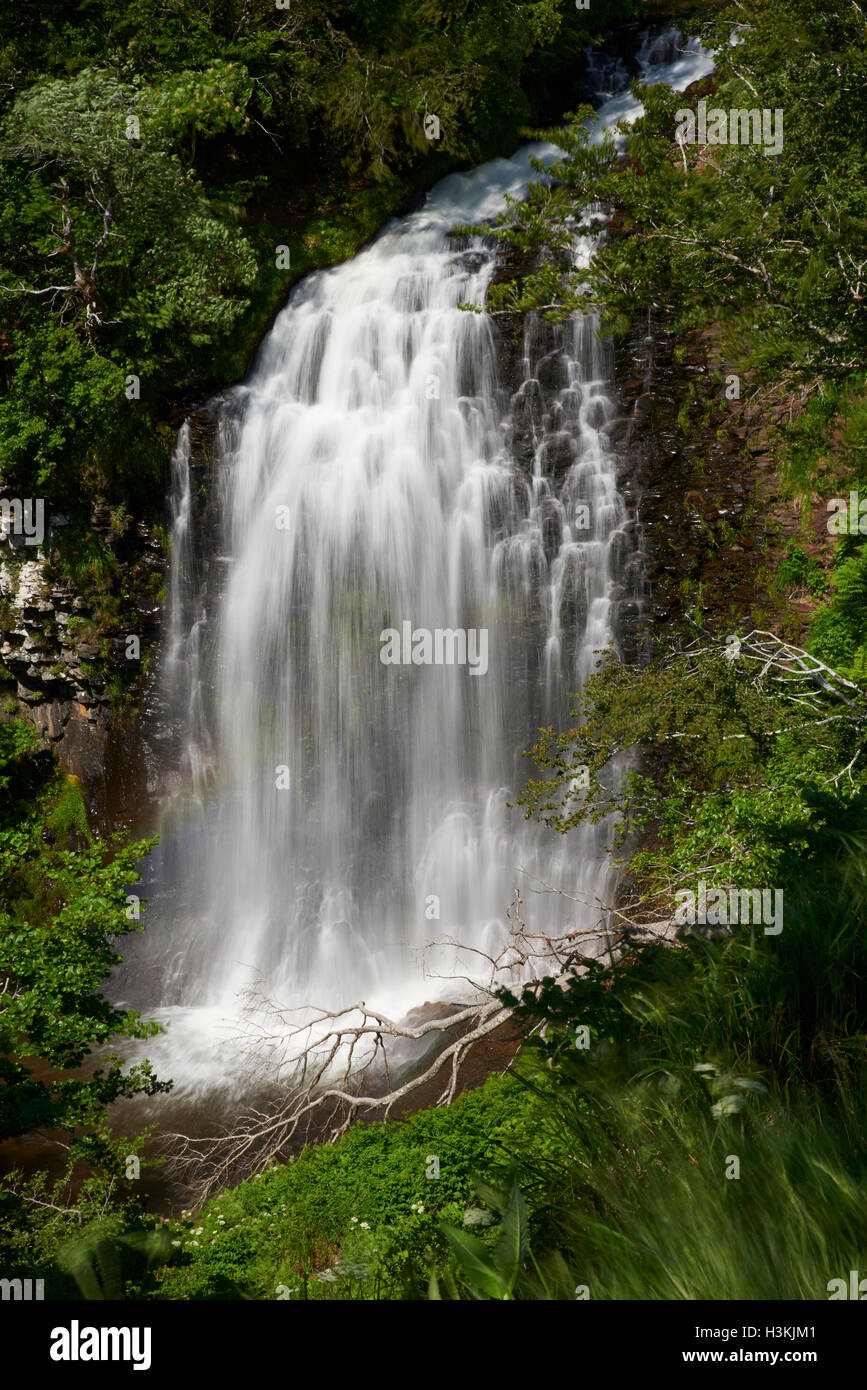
[166,886,677,1200]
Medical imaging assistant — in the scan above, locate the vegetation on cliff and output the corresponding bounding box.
[0,0,629,513]
[2,0,867,1305]
[482,0,867,674]
[0,720,164,1277]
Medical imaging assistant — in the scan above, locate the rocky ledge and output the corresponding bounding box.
[0,499,165,821]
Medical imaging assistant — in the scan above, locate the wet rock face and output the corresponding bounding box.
[0,505,165,822]
[486,240,647,668]
[136,400,234,815]
[566,20,688,111]
[0,396,227,827]
[610,312,802,646]
[484,251,784,673]
[448,249,493,277]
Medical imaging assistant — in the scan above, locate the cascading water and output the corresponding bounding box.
[119,32,714,1099]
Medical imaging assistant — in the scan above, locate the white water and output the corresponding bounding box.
[121,32,714,1099]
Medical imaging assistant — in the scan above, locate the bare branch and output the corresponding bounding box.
[165,889,676,1202]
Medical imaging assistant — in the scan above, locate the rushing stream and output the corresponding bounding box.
[115,30,714,1104]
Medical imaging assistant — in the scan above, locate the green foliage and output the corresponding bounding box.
[0,720,166,1280]
[512,786,867,1090]
[0,0,629,513]
[774,379,867,679]
[436,1175,530,1299]
[43,774,90,842]
[0,717,39,793]
[482,0,867,385]
[147,1074,540,1300]
[779,380,867,501]
[476,789,867,1299]
[48,524,119,593]
[809,547,867,680]
[58,1219,172,1300]
[0,1126,164,1293]
[514,632,867,903]
[773,541,827,598]
[512,1066,867,1300]
[0,720,168,1145]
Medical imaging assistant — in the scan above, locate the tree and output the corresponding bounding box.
[0,0,632,507]
[480,0,867,383]
[515,624,867,915]
[0,720,168,1152]
[2,67,257,337]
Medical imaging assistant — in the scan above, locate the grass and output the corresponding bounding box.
[773,542,828,599]
[48,525,118,594]
[6,727,867,1303]
[145,1074,542,1301]
[117,787,867,1302]
[779,377,867,504]
[521,1076,867,1300]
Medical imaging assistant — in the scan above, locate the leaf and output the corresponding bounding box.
[491,1177,529,1294]
[471,1176,509,1214]
[440,1224,508,1300]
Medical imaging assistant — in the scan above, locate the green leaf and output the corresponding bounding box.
[440,1224,508,1299]
[491,1177,529,1293]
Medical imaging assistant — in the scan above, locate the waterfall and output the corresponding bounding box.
[120,33,714,1096]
